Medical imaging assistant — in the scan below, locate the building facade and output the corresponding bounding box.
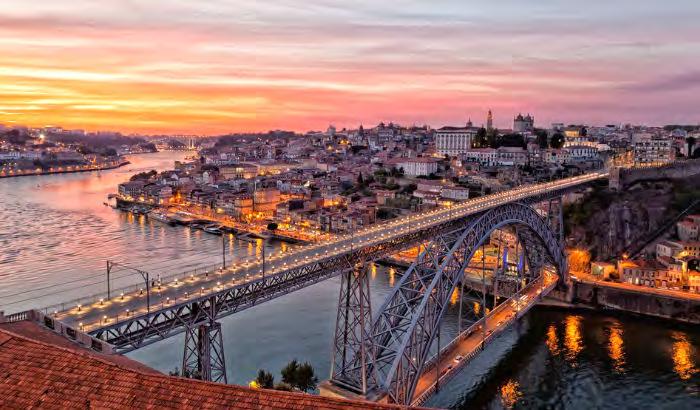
[435,126,478,156]
[633,133,673,166]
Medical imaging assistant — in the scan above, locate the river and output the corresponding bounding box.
[0,151,697,409]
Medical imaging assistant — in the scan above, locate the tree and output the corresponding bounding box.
[498,133,526,148]
[357,172,364,186]
[279,359,318,392]
[486,128,499,148]
[474,127,487,147]
[389,167,404,177]
[535,129,549,149]
[76,145,93,155]
[274,382,294,391]
[255,369,274,389]
[550,132,565,149]
[281,359,299,386]
[103,148,118,157]
[294,362,318,392]
[267,222,278,231]
[169,367,201,379]
[686,136,696,157]
[130,169,157,181]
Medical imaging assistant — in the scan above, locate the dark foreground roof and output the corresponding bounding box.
[0,321,416,410]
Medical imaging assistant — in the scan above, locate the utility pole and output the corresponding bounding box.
[262,240,266,279]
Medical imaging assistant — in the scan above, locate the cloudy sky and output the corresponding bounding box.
[1,1,699,134]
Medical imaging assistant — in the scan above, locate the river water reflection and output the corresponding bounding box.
[0,151,698,408]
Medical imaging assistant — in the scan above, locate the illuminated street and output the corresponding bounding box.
[411,272,558,405]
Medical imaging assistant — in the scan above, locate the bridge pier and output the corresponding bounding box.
[182,320,227,383]
[547,196,564,243]
[329,261,376,395]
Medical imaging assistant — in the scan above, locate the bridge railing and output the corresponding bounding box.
[0,309,114,353]
[38,261,228,315]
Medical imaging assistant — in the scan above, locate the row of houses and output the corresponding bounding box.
[461,144,601,167]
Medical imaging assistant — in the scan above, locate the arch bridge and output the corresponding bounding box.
[33,173,604,390]
[326,202,568,405]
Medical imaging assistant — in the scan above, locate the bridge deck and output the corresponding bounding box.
[48,173,604,341]
[411,272,558,406]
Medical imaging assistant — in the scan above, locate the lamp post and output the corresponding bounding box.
[221,233,227,269]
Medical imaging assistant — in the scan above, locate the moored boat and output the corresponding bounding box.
[149,211,176,226]
[203,224,223,235]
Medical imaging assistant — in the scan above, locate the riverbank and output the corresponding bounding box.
[0,160,130,179]
[543,278,700,324]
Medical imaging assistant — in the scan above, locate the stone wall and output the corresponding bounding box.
[610,159,700,190]
[567,281,700,324]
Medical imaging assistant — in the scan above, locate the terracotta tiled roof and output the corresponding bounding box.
[0,322,418,410]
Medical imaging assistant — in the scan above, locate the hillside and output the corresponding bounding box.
[565,178,700,260]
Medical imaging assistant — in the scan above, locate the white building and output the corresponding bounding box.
[496,147,528,166]
[441,186,470,201]
[395,157,439,177]
[544,149,570,166]
[462,148,497,166]
[435,126,478,156]
[564,145,599,162]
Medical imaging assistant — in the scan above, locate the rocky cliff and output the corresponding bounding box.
[565,178,700,260]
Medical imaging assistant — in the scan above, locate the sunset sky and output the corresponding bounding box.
[1,1,699,135]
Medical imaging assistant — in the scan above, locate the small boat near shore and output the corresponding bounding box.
[171,211,195,225]
[203,224,223,235]
[149,211,176,226]
[236,232,257,242]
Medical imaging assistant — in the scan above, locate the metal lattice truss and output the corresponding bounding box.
[92,217,461,351]
[330,263,377,394]
[182,320,227,383]
[334,202,567,404]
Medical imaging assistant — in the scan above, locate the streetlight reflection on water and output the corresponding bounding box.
[608,322,625,372]
[672,332,697,381]
[564,315,583,364]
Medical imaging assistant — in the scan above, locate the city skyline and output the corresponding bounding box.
[1,1,700,134]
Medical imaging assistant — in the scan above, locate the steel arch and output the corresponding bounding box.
[363,202,566,404]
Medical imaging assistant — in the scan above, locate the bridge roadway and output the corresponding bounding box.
[49,172,606,350]
[410,271,558,406]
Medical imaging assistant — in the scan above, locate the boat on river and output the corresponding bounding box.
[171,211,195,225]
[203,224,223,235]
[236,232,257,243]
[149,211,176,226]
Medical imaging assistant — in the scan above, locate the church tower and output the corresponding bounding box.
[486,109,493,130]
